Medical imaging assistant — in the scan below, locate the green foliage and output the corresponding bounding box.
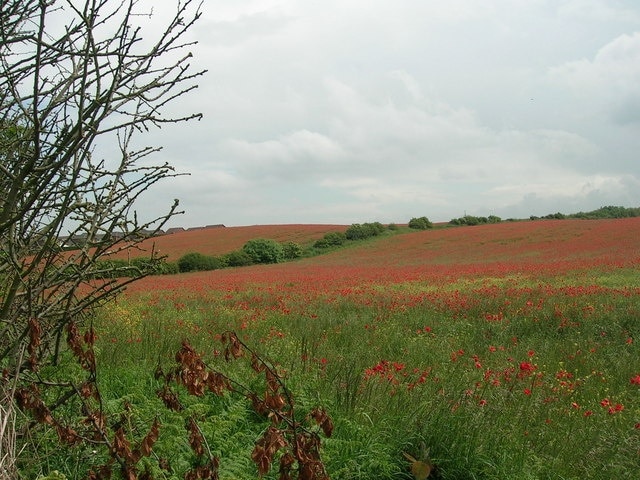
[345,222,385,240]
[20,265,640,479]
[177,252,224,272]
[408,216,433,229]
[222,250,254,267]
[449,214,501,226]
[314,231,347,248]
[37,472,67,480]
[282,241,303,259]
[568,205,640,219]
[242,238,285,264]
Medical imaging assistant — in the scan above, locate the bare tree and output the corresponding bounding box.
[0,0,205,476]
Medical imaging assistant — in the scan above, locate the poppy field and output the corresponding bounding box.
[26,218,640,479]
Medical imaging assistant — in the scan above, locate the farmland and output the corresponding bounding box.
[115,224,348,261]
[21,218,640,479]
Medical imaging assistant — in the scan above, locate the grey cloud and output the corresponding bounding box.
[128,1,640,227]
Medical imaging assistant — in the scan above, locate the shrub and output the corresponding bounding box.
[387,223,399,231]
[242,239,284,264]
[223,250,254,267]
[177,252,223,272]
[314,232,347,248]
[345,222,385,240]
[282,241,303,259]
[449,215,502,226]
[408,216,433,230]
[157,261,180,275]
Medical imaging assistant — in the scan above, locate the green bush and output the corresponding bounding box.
[177,252,223,272]
[223,250,254,267]
[282,241,303,259]
[345,222,385,240]
[449,215,501,226]
[408,216,433,229]
[156,261,179,275]
[242,238,285,264]
[314,231,346,248]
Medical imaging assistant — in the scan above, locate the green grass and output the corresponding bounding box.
[18,268,640,479]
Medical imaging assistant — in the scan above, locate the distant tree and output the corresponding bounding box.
[242,239,285,264]
[408,216,433,230]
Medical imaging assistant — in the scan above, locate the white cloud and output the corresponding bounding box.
[549,32,640,123]
[123,1,640,227]
[558,0,640,23]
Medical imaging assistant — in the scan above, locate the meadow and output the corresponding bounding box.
[22,218,640,479]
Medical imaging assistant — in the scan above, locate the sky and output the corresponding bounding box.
[134,0,640,227]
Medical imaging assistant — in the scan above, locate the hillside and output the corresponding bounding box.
[113,224,347,261]
[127,217,640,293]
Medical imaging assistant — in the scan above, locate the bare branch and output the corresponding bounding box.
[1,0,204,473]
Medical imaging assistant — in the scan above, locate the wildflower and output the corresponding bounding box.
[519,362,537,379]
[630,374,640,385]
[392,362,405,372]
[608,403,624,414]
[600,398,611,408]
[583,410,593,417]
[523,388,532,395]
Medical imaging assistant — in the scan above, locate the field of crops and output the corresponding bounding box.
[121,224,348,261]
[24,218,640,479]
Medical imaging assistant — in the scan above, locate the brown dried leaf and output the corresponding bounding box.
[156,386,183,412]
[251,353,266,373]
[187,417,205,457]
[138,418,160,458]
[84,327,97,346]
[265,391,286,411]
[113,427,133,461]
[278,452,295,480]
[308,407,334,438]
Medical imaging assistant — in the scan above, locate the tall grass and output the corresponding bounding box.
[18,267,640,479]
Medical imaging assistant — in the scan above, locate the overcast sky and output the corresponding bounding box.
[136,0,640,227]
